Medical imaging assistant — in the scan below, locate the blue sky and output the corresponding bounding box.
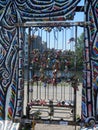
[78,0,84,6]
[74,0,84,22]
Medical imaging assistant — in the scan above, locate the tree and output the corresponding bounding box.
[76,32,84,70]
[68,33,84,71]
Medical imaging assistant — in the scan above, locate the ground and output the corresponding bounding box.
[35,124,80,130]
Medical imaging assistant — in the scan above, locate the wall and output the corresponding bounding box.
[0,0,82,120]
[82,0,98,121]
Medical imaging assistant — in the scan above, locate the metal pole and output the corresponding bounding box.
[16,21,90,27]
[27,27,31,104]
[74,25,78,130]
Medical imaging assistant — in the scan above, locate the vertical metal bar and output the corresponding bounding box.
[62,28,64,49]
[27,27,31,103]
[53,85,54,100]
[31,84,33,100]
[74,25,77,130]
[69,84,72,101]
[46,31,48,48]
[71,86,72,101]
[64,83,65,100]
[40,82,41,99]
[65,29,66,50]
[47,84,49,100]
[61,83,62,100]
[38,29,41,51]
[74,26,77,72]
[37,81,38,99]
[41,29,43,52]
[22,27,25,109]
[56,85,57,100]
[49,32,50,48]
[57,30,58,49]
[54,28,55,48]
[45,85,46,100]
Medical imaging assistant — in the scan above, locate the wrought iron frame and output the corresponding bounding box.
[18,21,87,126]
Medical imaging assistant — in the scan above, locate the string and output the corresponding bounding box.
[57,29,59,50]
[65,28,67,50]
[53,28,56,49]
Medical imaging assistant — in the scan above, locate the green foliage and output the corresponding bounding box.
[76,33,84,70]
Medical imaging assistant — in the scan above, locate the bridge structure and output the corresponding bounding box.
[0,0,98,129]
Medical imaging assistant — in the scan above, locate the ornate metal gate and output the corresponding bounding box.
[20,21,85,125]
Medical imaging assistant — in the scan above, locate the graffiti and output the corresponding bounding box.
[82,0,98,121]
[0,0,98,122]
[0,0,81,120]
[0,1,23,120]
[0,120,20,130]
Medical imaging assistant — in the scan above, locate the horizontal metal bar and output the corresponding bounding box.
[16,21,90,27]
[19,118,76,125]
[29,104,74,108]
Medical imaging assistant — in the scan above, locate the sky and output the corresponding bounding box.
[73,0,84,22]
